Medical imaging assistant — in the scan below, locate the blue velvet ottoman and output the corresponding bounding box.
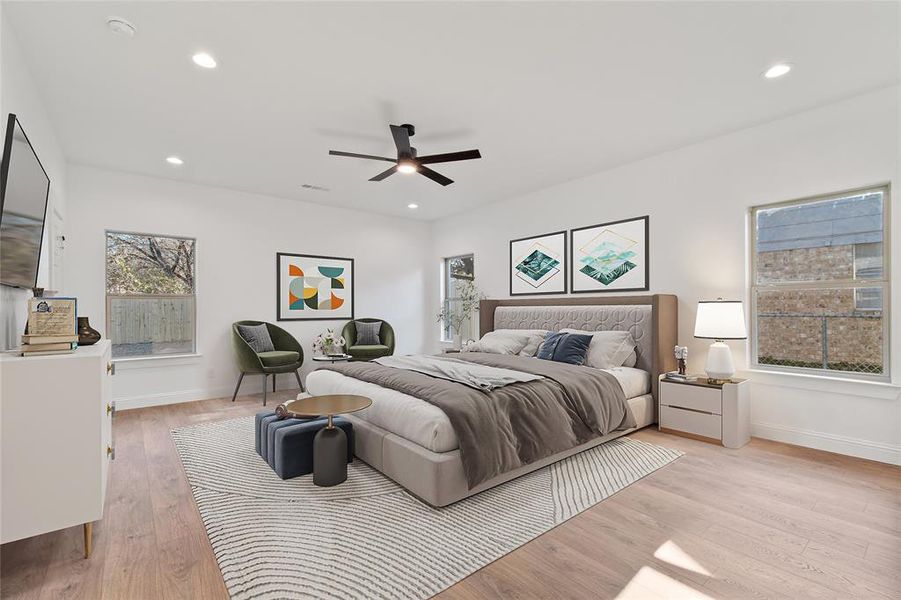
[255,411,355,480]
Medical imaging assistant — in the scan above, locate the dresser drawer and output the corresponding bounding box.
[660,405,722,440]
[660,381,722,414]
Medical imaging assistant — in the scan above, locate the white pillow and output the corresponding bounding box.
[622,349,637,368]
[495,329,549,357]
[463,330,533,355]
[560,328,636,369]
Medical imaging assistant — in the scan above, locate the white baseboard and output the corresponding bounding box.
[115,383,301,410]
[752,421,901,466]
[115,386,235,410]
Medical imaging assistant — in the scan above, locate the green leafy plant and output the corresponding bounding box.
[437,280,485,336]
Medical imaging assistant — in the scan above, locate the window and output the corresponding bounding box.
[853,242,883,311]
[750,185,889,380]
[106,231,196,358]
[441,254,475,342]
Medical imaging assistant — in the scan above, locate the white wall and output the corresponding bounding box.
[429,86,901,464]
[65,166,431,409]
[0,11,69,350]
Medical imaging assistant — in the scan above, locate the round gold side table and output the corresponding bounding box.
[280,394,372,486]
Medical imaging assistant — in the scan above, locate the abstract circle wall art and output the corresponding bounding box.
[277,253,354,321]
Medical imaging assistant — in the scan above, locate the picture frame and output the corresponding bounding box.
[509,230,568,296]
[570,215,649,293]
[276,253,354,321]
[26,296,77,336]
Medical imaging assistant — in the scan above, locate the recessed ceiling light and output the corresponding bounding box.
[166,156,184,165]
[192,52,217,69]
[106,17,136,38]
[407,203,419,209]
[763,63,792,79]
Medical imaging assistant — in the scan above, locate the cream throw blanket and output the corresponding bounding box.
[373,354,543,391]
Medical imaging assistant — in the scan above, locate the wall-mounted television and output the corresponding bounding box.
[0,113,51,289]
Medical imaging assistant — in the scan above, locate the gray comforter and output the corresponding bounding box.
[321,352,635,488]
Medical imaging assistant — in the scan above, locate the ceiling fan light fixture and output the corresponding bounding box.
[397,161,418,174]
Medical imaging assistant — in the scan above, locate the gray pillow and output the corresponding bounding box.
[237,324,275,353]
[355,321,382,345]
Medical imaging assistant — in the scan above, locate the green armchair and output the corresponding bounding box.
[231,320,304,405]
[341,318,396,361]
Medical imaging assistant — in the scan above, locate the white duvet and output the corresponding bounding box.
[305,366,651,454]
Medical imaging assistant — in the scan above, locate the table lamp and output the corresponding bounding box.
[694,299,747,384]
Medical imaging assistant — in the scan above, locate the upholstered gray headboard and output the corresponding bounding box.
[494,305,654,373]
[480,295,677,399]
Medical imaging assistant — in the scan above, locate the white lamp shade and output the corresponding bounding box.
[694,300,747,340]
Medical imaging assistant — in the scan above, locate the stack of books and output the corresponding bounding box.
[21,334,78,357]
[664,371,693,382]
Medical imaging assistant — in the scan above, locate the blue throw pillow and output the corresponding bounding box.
[536,332,592,366]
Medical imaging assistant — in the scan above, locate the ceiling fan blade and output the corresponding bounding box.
[417,149,482,165]
[369,165,398,181]
[389,124,412,156]
[329,150,396,163]
[418,166,454,186]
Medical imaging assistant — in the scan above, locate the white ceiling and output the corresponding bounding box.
[4,1,899,221]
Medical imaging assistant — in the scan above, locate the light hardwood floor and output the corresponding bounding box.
[1,392,899,599]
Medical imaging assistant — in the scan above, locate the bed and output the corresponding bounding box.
[306,294,677,506]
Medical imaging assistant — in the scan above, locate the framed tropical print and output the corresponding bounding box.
[276,253,354,321]
[509,230,567,295]
[570,216,649,293]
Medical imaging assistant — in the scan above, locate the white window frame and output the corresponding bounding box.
[852,243,883,312]
[440,253,474,342]
[749,184,891,382]
[105,230,198,360]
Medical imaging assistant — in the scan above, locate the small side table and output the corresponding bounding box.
[658,375,750,448]
[312,354,353,364]
[281,394,372,486]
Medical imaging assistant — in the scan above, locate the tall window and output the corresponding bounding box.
[441,254,475,342]
[750,185,890,380]
[106,231,196,358]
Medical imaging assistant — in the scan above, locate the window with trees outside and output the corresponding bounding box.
[441,254,475,342]
[750,185,890,380]
[106,231,196,358]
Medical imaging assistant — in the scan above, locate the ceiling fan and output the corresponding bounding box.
[329,123,481,186]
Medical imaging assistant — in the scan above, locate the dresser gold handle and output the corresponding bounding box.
[106,402,116,417]
[107,445,115,460]
[106,362,115,375]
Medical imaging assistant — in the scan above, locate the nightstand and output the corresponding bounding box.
[658,375,750,448]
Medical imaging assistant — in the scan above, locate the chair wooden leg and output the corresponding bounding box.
[272,374,277,392]
[294,369,304,392]
[262,374,268,406]
[231,372,245,402]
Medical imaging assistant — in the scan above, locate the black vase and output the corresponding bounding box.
[77,317,101,346]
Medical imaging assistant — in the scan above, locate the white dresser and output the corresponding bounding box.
[0,340,114,557]
[658,375,750,448]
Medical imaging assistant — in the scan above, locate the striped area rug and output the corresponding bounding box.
[172,416,681,599]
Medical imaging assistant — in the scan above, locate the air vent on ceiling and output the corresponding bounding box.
[301,184,330,192]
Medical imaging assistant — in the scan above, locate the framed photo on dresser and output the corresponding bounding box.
[570,215,649,293]
[509,230,567,295]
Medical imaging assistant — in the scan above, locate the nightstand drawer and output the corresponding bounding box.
[660,405,723,440]
[660,381,722,414]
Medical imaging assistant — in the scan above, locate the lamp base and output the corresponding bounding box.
[704,341,735,383]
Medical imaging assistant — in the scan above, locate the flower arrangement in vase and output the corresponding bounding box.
[313,329,346,357]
